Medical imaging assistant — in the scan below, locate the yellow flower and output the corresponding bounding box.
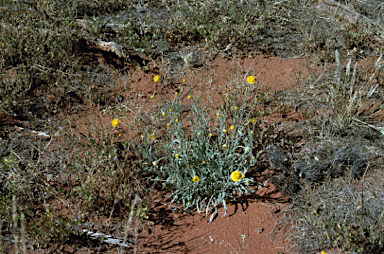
[193,176,200,183]
[202,161,206,164]
[188,95,191,99]
[112,118,120,127]
[260,150,263,154]
[234,106,238,110]
[152,161,158,166]
[216,113,220,118]
[154,75,160,82]
[222,144,228,149]
[223,129,227,133]
[230,125,234,130]
[247,76,256,84]
[119,133,122,137]
[226,94,230,98]
[169,109,173,112]
[209,133,213,137]
[166,123,171,128]
[231,171,244,182]
[227,88,230,91]
[183,79,186,82]
[251,118,257,124]
[321,252,327,254]
[251,131,254,134]
[175,92,178,95]
[198,95,201,98]
[162,112,166,116]
[150,95,155,100]
[208,93,211,95]
[150,134,156,139]
[175,119,179,123]
[175,154,179,158]
[252,156,255,160]
[197,132,201,136]
[255,97,258,101]
[245,147,250,152]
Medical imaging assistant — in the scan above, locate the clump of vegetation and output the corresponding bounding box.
[267,50,384,253]
[275,172,384,253]
[112,76,265,214]
[0,116,147,250]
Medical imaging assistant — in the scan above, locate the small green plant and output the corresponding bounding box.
[135,77,263,214]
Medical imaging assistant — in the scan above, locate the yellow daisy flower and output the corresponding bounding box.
[150,134,156,139]
[169,109,173,112]
[209,133,213,137]
[222,144,228,149]
[245,147,250,152]
[251,118,257,124]
[230,125,235,130]
[247,76,256,84]
[152,161,158,166]
[112,118,120,127]
[193,176,200,183]
[166,123,171,128]
[231,171,244,182]
[216,113,220,118]
[188,95,191,99]
[154,75,160,82]
[150,95,155,100]
[162,112,166,116]
[175,119,179,123]
[175,154,179,158]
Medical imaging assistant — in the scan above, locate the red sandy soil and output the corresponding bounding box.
[1,53,332,254]
[72,54,308,254]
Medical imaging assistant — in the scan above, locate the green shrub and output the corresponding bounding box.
[133,77,263,214]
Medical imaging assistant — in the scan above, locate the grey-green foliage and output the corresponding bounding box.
[138,85,263,214]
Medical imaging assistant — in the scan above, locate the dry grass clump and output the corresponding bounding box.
[267,50,384,253]
[275,170,384,253]
[0,116,147,250]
